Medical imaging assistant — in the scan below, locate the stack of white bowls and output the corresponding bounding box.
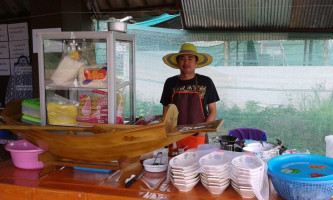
[168,151,200,192]
[243,142,279,162]
[231,154,264,198]
[199,151,231,194]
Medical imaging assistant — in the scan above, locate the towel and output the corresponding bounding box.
[229,128,267,145]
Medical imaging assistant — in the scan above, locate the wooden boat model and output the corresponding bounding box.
[0,99,224,187]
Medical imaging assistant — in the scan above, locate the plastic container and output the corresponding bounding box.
[268,154,333,200]
[5,139,45,169]
[197,144,219,158]
[21,114,41,125]
[22,98,40,119]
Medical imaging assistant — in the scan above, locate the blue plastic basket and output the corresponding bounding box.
[268,154,333,200]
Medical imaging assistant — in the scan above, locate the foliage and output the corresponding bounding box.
[135,88,332,155]
[213,89,332,155]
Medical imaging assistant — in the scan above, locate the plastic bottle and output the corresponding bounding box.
[168,142,179,157]
[325,135,333,158]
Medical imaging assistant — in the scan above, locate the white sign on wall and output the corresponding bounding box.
[0,59,10,75]
[8,22,29,41]
[9,40,29,58]
[0,24,8,41]
[0,42,9,59]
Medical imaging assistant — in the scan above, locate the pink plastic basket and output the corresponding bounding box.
[5,139,45,169]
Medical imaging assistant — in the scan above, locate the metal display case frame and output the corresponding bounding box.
[37,31,136,126]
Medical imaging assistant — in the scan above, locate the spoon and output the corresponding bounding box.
[259,140,264,147]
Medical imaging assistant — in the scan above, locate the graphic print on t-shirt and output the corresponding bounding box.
[172,84,206,99]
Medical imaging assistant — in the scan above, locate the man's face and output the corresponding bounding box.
[177,54,198,75]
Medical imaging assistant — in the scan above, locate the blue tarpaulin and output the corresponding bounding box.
[133,13,180,27]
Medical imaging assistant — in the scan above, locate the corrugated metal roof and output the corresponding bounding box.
[180,0,333,31]
[2,0,333,32]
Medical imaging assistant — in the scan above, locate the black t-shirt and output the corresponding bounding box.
[160,74,220,117]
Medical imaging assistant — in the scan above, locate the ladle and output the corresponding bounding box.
[152,152,162,165]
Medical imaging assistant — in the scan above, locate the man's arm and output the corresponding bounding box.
[206,102,217,122]
[197,102,217,137]
[163,106,168,114]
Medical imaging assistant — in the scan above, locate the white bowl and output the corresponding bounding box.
[243,146,271,152]
[231,168,260,178]
[171,174,200,185]
[232,165,263,176]
[143,158,168,172]
[201,176,230,187]
[171,177,200,192]
[231,175,259,187]
[169,151,199,169]
[231,180,252,190]
[200,174,230,184]
[243,142,280,162]
[199,151,231,169]
[201,172,230,180]
[170,170,199,180]
[201,164,230,174]
[202,180,230,194]
[171,163,199,172]
[170,164,200,175]
[245,141,277,149]
[231,155,263,171]
[231,183,256,198]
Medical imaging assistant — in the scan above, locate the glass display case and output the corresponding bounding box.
[37,31,135,126]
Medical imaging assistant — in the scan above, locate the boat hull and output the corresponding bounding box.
[1,99,223,162]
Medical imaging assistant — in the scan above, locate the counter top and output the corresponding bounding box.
[0,160,283,200]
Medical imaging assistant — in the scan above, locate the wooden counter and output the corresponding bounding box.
[0,160,283,200]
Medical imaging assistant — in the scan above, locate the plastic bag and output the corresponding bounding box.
[46,93,79,126]
[50,40,88,86]
[135,109,156,125]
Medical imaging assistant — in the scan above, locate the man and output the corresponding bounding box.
[160,43,220,150]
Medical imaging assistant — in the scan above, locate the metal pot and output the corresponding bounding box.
[213,135,238,151]
[108,22,127,33]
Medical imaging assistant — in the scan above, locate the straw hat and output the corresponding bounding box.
[162,43,213,69]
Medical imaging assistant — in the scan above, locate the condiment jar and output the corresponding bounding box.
[168,142,179,157]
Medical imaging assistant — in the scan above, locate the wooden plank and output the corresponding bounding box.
[0,184,33,200]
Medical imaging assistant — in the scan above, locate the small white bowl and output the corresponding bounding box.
[143,158,168,172]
